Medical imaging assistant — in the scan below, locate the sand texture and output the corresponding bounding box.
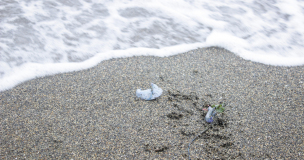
[0,47,303,159]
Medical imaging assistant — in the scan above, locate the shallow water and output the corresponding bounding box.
[1,0,304,91]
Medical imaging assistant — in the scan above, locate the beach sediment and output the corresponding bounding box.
[0,47,303,159]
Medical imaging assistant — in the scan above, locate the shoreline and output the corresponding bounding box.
[1,47,303,159]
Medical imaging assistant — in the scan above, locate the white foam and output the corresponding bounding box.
[1,0,304,91]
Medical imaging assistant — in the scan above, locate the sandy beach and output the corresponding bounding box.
[0,47,303,159]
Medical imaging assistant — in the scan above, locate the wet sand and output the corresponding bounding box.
[0,47,303,159]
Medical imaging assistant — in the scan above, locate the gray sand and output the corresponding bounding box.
[0,47,303,159]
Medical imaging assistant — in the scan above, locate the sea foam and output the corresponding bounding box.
[1,0,304,91]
